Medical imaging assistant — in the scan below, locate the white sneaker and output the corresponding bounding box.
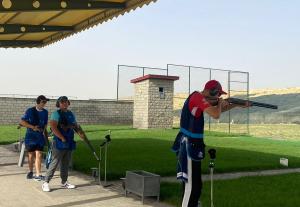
[42,182,50,192]
[61,181,76,189]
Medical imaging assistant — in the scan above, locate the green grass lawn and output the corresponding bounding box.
[161,173,300,207]
[71,125,300,180]
[1,125,300,206]
[1,125,300,180]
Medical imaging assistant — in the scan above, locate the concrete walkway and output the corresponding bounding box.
[0,145,172,207]
[162,167,300,183]
[2,144,299,207]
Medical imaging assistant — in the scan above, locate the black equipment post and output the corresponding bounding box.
[208,148,217,207]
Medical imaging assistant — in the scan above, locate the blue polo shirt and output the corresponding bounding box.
[21,107,48,146]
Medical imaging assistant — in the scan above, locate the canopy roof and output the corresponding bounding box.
[0,0,156,48]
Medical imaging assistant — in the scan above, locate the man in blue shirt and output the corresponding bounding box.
[42,96,87,192]
[20,95,49,181]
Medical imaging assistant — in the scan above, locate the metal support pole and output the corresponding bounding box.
[116,65,120,101]
[247,72,250,134]
[98,146,102,185]
[188,66,191,94]
[228,71,231,134]
[208,148,216,207]
[210,167,214,207]
[166,64,169,76]
[142,67,145,76]
[104,143,108,185]
[208,69,212,131]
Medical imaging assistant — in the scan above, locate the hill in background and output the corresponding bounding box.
[174,87,300,124]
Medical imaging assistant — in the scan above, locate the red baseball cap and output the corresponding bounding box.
[204,80,227,96]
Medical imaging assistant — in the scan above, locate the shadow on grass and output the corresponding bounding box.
[72,138,300,180]
[161,173,300,207]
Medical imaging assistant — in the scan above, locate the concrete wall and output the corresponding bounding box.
[0,97,133,125]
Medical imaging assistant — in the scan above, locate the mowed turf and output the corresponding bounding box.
[161,173,300,207]
[1,125,300,180]
[2,125,299,206]
[71,125,300,179]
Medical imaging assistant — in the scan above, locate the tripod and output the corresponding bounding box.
[208,148,216,207]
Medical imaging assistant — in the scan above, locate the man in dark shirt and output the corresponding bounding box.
[172,80,249,207]
[20,95,49,181]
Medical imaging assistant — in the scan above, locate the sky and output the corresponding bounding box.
[1,0,299,99]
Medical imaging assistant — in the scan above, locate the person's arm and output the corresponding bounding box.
[73,123,86,140]
[20,110,41,132]
[67,112,85,140]
[221,100,251,112]
[204,99,223,119]
[20,120,40,131]
[50,120,66,142]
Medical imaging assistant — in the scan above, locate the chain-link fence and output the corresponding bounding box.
[116,64,250,134]
[116,65,168,100]
[166,64,249,134]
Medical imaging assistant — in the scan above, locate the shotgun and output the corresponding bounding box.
[73,124,100,161]
[226,97,278,109]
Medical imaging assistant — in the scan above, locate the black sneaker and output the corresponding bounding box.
[26,172,33,179]
[34,175,45,181]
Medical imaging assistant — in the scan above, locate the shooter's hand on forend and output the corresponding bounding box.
[72,124,86,139]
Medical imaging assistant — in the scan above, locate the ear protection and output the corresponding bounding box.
[209,82,221,96]
[56,96,70,108]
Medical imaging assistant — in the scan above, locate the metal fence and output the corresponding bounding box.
[116,64,250,134]
[167,64,250,134]
[116,64,168,100]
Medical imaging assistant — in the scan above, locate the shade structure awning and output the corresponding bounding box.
[0,0,157,48]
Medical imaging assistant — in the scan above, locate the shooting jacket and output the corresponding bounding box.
[51,110,76,150]
[172,92,209,181]
[21,107,48,147]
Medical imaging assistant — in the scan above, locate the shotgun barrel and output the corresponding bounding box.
[226,98,278,109]
[73,124,100,161]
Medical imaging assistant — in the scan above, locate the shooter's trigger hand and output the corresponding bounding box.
[32,125,41,132]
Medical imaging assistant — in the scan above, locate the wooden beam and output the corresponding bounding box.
[0,24,73,34]
[0,0,126,12]
[0,40,42,47]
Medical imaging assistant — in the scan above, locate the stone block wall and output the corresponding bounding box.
[133,80,149,129]
[0,97,133,125]
[148,79,174,128]
[132,76,176,129]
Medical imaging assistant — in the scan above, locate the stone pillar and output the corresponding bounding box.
[131,75,179,129]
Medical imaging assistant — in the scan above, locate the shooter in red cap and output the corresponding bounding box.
[172,80,249,207]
